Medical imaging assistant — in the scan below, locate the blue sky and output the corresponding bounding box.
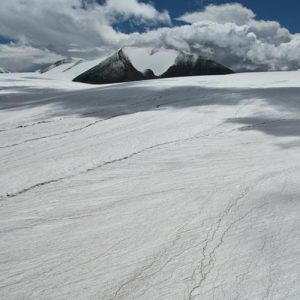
[137,0,300,33]
[1,0,300,72]
[2,1,297,43]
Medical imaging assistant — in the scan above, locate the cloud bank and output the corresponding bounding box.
[0,42,64,72]
[0,1,299,72]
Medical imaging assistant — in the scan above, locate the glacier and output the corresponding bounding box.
[0,71,300,299]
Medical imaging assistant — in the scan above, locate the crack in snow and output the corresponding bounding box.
[0,123,224,202]
[187,186,267,300]
[0,119,102,149]
[108,221,206,300]
[0,119,61,132]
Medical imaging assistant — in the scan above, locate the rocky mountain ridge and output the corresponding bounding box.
[73,48,234,84]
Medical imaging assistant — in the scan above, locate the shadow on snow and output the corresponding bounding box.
[1,80,300,142]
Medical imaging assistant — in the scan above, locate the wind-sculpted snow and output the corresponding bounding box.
[0,71,300,299]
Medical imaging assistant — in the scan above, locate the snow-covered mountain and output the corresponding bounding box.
[73,47,234,84]
[40,56,108,80]
[40,47,233,84]
[73,48,145,84]
[161,52,234,78]
[39,58,75,73]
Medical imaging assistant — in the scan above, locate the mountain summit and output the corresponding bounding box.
[73,47,234,84]
[73,49,144,84]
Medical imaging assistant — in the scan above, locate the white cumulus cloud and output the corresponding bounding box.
[0,0,170,71]
[0,42,64,72]
[0,1,299,72]
[128,3,300,72]
[177,3,255,26]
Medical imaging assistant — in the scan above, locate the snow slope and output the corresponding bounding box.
[41,56,108,80]
[123,47,178,76]
[0,71,300,299]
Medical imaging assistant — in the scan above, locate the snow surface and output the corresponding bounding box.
[123,47,178,76]
[0,71,300,299]
[41,56,108,80]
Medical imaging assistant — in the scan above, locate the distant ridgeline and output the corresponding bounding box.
[73,47,234,84]
[0,67,9,73]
